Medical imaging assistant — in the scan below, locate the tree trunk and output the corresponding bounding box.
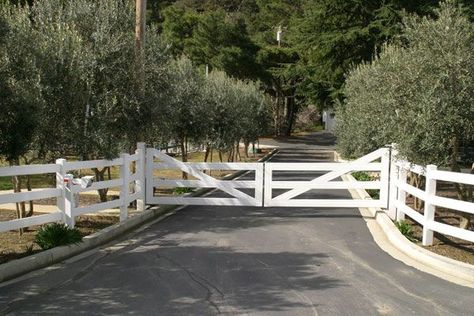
[218,151,223,163]
[180,136,188,180]
[25,175,33,218]
[450,136,471,229]
[244,141,249,158]
[11,173,25,235]
[204,145,210,162]
[93,167,109,202]
[235,143,241,162]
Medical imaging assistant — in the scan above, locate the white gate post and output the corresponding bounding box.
[422,165,437,246]
[56,158,75,227]
[263,163,273,207]
[387,145,399,220]
[396,167,407,221]
[135,142,146,211]
[255,164,264,206]
[145,148,155,203]
[379,147,390,209]
[120,153,130,221]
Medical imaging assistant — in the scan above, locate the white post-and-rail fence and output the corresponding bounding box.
[0,143,146,233]
[388,154,474,246]
[1,143,473,247]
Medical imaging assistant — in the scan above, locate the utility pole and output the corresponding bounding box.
[135,0,147,54]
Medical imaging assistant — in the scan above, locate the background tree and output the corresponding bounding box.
[336,0,474,228]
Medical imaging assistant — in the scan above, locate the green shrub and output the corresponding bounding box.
[351,171,371,181]
[395,220,417,242]
[173,187,194,195]
[351,171,380,199]
[35,223,82,250]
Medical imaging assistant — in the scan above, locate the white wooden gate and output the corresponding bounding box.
[146,147,390,208]
[146,148,264,206]
[264,148,390,208]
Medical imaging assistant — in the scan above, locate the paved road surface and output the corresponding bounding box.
[1,132,473,315]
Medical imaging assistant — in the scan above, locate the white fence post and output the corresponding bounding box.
[263,163,272,207]
[387,145,399,220]
[135,142,146,211]
[379,147,390,209]
[120,153,130,221]
[422,164,437,246]
[255,164,264,206]
[56,159,75,227]
[145,148,155,203]
[396,167,407,221]
[56,158,66,225]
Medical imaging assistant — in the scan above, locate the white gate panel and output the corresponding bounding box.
[146,148,263,206]
[264,148,390,208]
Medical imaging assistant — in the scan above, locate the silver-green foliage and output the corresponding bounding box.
[336,0,474,167]
[0,0,171,161]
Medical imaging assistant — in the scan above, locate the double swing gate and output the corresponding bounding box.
[146,147,390,209]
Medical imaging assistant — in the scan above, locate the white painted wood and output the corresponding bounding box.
[395,200,424,224]
[379,148,390,209]
[145,149,155,204]
[266,199,384,208]
[153,151,255,205]
[270,181,381,189]
[120,153,130,221]
[428,221,474,243]
[396,167,408,221]
[430,169,474,186]
[56,158,66,224]
[154,162,259,170]
[128,192,141,204]
[64,157,124,171]
[394,160,425,175]
[396,180,425,200]
[0,188,60,205]
[129,153,140,161]
[0,212,63,233]
[255,163,264,206]
[429,195,474,214]
[0,164,59,177]
[129,173,140,183]
[387,150,399,220]
[422,165,437,246]
[154,197,259,206]
[263,163,273,207]
[73,199,123,216]
[272,148,388,202]
[65,184,75,228]
[136,142,146,211]
[70,179,123,193]
[154,179,256,188]
[267,162,382,171]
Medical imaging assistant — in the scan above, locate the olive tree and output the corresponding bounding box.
[336,0,474,227]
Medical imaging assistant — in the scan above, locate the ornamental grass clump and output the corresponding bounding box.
[35,223,83,250]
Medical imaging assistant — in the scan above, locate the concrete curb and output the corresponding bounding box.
[340,172,474,287]
[0,148,279,283]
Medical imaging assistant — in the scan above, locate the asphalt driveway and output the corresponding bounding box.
[0,132,473,315]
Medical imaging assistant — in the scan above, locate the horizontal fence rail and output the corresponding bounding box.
[0,143,146,232]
